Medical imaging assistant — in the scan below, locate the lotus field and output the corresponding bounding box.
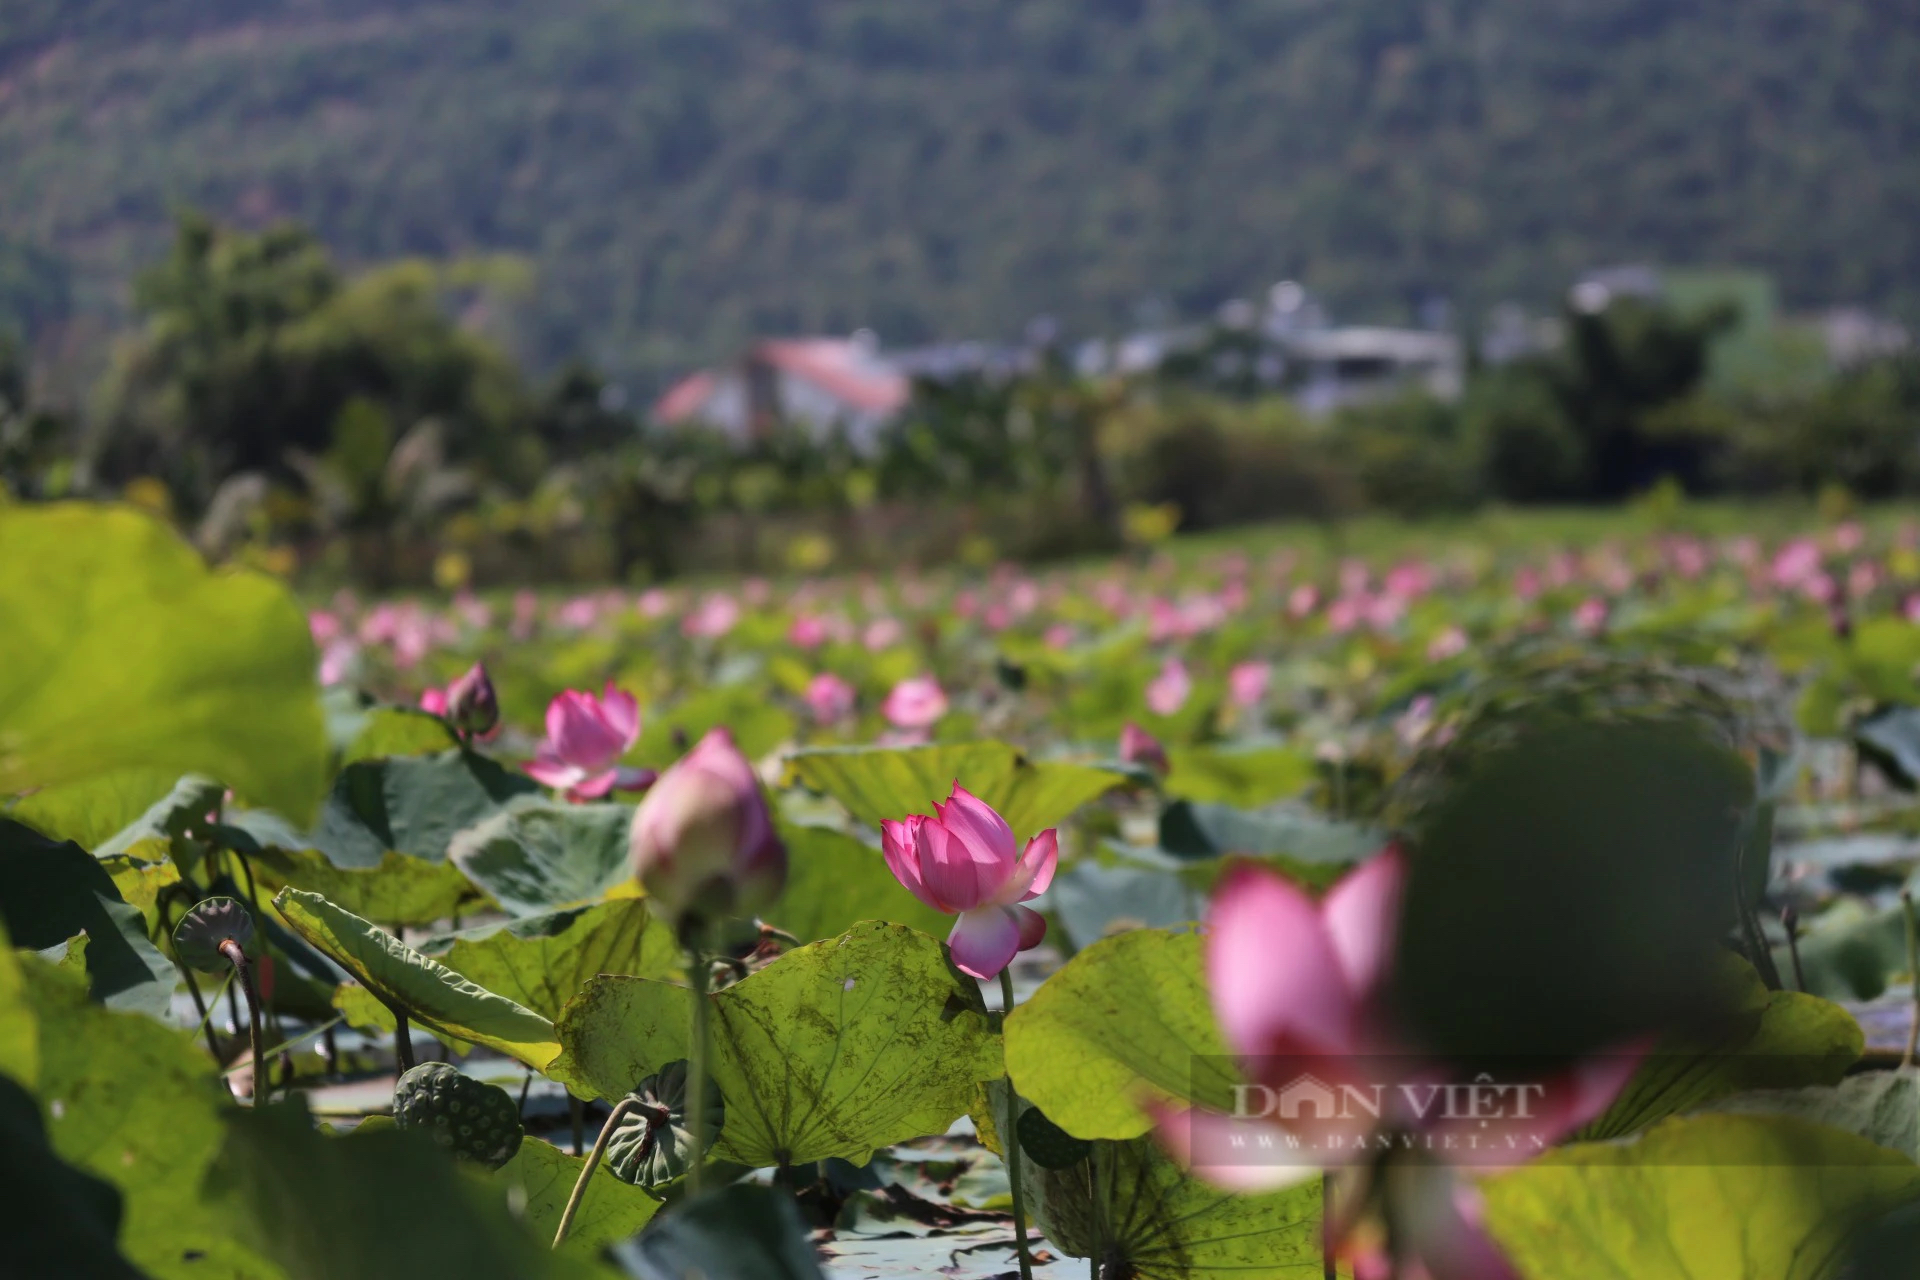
[11,499,1920,1278]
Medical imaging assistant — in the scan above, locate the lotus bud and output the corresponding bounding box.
[629,728,786,930]
[1118,721,1171,776]
[445,662,500,739]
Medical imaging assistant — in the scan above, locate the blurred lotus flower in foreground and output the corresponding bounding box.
[1228,661,1270,709]
[1156,852,1635,1279]
[629,727,785,927]
[526,684,654,801]
[1145,657,1191,716]
[1118,721,1170,776]
[804,672,856,723]
[881,784,1056,979]
[883,676,948,730]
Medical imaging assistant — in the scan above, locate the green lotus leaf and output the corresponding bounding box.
[604,1059,724,1189]
[21,951,283,1278]
[1698,1070,1920,1162]
[1162,745,1315,807]
[248,846,476,929]
[555,922,1002,1167]
[204,1096,604,1280]
[446,797,636,917]
[0,503,327,822]
[1485,1113,1920,1279]
[6,767,191,851]
[1004,927,1239,1140]
[341,707,460,764]
[423,899,680,1022]
[764,823,950,943]
[787,741,1126,834]
[273,888,559,1071]
[495,1135,662,1258]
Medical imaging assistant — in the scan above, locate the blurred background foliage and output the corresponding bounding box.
[2,216,1919,588]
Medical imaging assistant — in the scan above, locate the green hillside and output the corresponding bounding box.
[2,0,1917,386]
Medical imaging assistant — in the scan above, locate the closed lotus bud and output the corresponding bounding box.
[629,728,786,928]
[1119,721,1170,776]
[445,662,499,739]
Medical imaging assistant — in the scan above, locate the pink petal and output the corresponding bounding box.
[915,818,995,912]
[570,770,619,800]
[1151,1104,1323,1192]
[999,829,1059,904]
[1321,849,1405,1000]
[883,817,947,912]
[1011,904,1048,951]
[525,756,586,791]
[599,685,642,747]
[1207,866,1356,1063]
[948,905,1021,980]
[934,784,1018,875]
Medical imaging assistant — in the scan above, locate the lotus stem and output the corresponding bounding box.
[386,1002,416,1073]
[569,1094,584,1157]
[218,939,264,1104]
[1780,905,1806,993]
[1903,892,1919,1070]
[687,923,713,1198]
[553,1095,643,1249]
[999,967,1035,1280]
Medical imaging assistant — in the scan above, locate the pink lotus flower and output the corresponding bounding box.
[1145,658,1191,716]
[1157,854,1637,1277]
[683,593,740,639]
[1425,625,1469,663]
[525,685,655,801]
[1571,597,1609,636]
[863,617,904,651]
[804,672,857,723]
[881,785,1057,979]
[1228,661,1270,710]
[418,686,449,716]
[883,677,948,730]
[788,614,829,648]
[1119,721,1170,776]
[629,728,786,924]
[1288,584,1320,619]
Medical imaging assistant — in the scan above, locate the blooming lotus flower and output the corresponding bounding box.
[1119,721,1170,776]
[629,728,786,926]
[804,672,856,723]
[1145,658,1191,716]
[883,676,948,730]
[526,685,654,801]
[1228,661,1270,710]
[881,785,1057,980]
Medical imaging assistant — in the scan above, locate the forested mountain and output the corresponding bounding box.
[2,0,1917,386]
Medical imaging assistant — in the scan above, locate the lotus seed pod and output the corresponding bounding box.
[392,1062,524,1170]
[171,896,257,972]
[603,1059,724,1189]
[1016,1105,1092,1170]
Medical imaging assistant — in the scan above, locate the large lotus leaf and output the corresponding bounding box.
[248,846,475,927]
[1048,856,1210,949]
[1782,901,1911,1001]
[766,823,950,943]
[1162,746,1315,807]
[1577,955,1864,1141]
[609,1183,824,1280]
[0,503,327,822]
[0,921,35,1086]
[497,1136,661,1257]
[1484,1114,1920,1280]
[423,900,680,1022]
[447,797,637,917]
[90,775,227,859]
[231,749,540,872]
[204,1097,605,1280]
[342,707,460,764]
[1016,1117,1327,1279]
[1004,927,1239,1141]
[787,742,1126,835]
[22,954,283,1279]
[555,922,1002,1167]
[1700,1071,1920,1162]
[6,766,185,850]
[0,820,174,1017]
[0,1074,144,1279]
[273,888,559,1070]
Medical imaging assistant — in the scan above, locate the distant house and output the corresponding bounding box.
[652,335,911,452]
[1286,326,1464,414]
